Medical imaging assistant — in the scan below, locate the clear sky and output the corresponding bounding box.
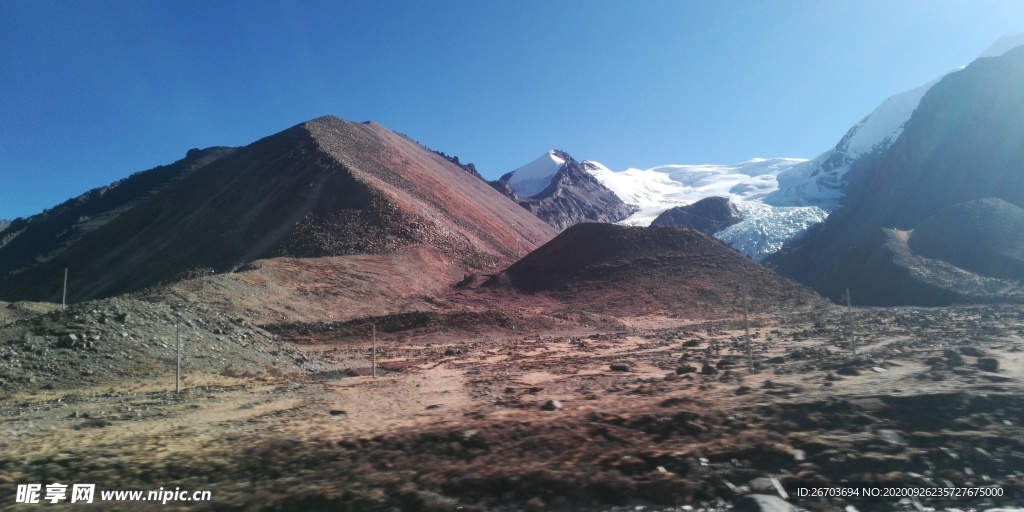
[1,0,1022,220]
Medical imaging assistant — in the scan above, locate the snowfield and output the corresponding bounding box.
[584,158,806,226]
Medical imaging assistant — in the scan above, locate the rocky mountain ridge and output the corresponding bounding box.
[0,116,557,303]
[649,196,742,234]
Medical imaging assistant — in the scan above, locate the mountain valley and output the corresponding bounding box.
[1,35,1024,512]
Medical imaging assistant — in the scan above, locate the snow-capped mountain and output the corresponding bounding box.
[766,32,1024,209]
[491,150,634,229]
[504,151,567,197]
[502,154,826,261]
[765,78,944,209]
[500,35,1024,262]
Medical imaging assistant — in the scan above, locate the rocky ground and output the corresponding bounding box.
[0,300,1022,511]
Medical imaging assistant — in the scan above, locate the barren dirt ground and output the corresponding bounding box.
[1,305,1023,511]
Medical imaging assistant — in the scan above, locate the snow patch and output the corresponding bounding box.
[507,151,566,197]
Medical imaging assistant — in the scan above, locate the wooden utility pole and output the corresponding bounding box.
[62,268,68,309]
[176,323,181,393]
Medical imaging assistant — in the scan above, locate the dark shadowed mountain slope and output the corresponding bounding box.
[491,223,824,316]
[819,227,1024,307]
[769,46,1024,302]
[650,196,742,234]
[908,198,1024,280]
[0,147,235,272]
[0,116,557,303]
[492,150,635,230]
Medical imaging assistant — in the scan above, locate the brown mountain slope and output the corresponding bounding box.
[135,244,464,325]
[0,116,556,302]
[490,223,824,317]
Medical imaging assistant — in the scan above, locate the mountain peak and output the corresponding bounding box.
[979,32,1024,58]
[0,116,558,302]
[504,150,570,197]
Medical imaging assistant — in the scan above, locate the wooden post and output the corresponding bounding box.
[372,323,377,378]
[62,268,68,309]
[845,288,855,355]
[744,293,753,372]
[176,323,181,393]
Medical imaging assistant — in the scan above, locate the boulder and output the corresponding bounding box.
[734,494,797,512]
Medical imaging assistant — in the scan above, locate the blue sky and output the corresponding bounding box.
[1,0,1022,220]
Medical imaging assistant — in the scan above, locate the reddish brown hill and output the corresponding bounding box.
[492,223,823,316]
[0,116,556,302]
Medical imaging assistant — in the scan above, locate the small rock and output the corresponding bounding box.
[610,362,632,372]
[74,418,111,430]
[871,366,887,373]
[328,410,347,416]
[825,372,841,382]
[748,477,777,493]
[701,364,718,375]
[767,356,786,364]
[877,429,906,445]
[944,351,966,367]
[676,365,697,374]
[837,367,860,376]
[683,420,708,434]
[540,400,562,411]
[977,357,999,372]
[734,494,797,512]
[959,346,988,357]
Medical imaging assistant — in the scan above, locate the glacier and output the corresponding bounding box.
[714,202,828,261]
[581,158,828,260]
[505,153,829,261]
